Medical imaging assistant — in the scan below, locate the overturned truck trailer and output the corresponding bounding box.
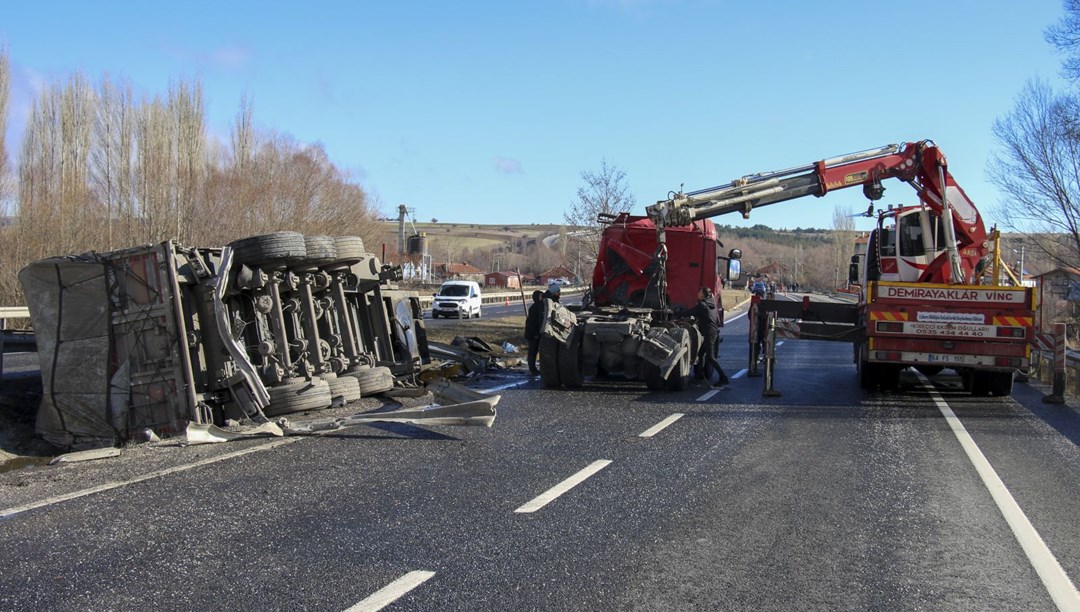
[19,232,457,450]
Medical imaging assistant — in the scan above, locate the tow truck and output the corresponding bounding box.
[644,140,1034,396]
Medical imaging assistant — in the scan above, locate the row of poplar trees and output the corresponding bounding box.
[0,47,381,306]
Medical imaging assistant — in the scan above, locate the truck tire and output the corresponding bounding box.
[990,371,1014,397]
[857,345,877,390]
[321,372,362,403]
[265,378,333,416]
[345,366,395,395]
[968,370,991,397]
[880,365,901,391]
[643,362,666,391]
[229,232,307,267]
[539,337,562,388]
[558,330,584,389]
[332,236,366,264]
[301,235,338,267]
[666,332,691,391]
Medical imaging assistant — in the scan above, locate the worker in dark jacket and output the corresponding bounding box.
[686,286,729,386]
[525,290,545,375]
[543,282,561,303]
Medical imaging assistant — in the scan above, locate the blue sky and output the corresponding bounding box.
[1,0,1070,231]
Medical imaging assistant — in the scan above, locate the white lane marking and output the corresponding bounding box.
[480,380,529,393]
[514,459,612,513]
[915,373,1080,610]
[345,570,436,612]
[696,389,719,402]
[0,437,301,520]
[731,368,748,380]
[724,311,747,323]
[639,413,685,437]
[775,341,784,347]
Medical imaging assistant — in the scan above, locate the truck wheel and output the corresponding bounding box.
[666,333,692,391]
[857,346,877,390]
[321,372,362,403]
[301,235,338,267]
[969,370,991,397]
[332,236,366,265]
[229,231,307,267]
[264,378,333,416]
[880,366,901,391]
[990,371,1014,396]
[558,330,584,389]
[539,337,562,388]
[643,362,666,391]
[345,366,394,395]
[475,306,482,319]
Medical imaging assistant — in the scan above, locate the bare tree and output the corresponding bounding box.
[989,79,1080,268]
[0,46,10,206]
[564,159,636,269]
[831,204,856,289]
[1047,0,1080,81]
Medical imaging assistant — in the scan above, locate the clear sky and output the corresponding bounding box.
[1,0,1070,232]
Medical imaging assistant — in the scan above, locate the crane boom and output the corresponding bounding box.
[645,140,987,284]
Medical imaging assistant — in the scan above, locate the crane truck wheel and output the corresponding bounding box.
[228,231,307,267]
[990,371,1015,397]
[320,372,362,403]
[558,330,584,389]
[539,337,562,388]
[857,345,878,390]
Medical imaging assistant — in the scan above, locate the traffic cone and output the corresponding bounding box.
[505,296,510,306]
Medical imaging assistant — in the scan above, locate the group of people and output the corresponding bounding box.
[523,282,728,387]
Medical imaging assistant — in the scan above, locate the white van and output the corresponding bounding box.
[432,280,483,319]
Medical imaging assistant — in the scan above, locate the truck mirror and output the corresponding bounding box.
[728,248,742,260]
[848,262,859,284]
[728,258,742,282]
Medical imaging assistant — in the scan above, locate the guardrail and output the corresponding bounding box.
[418,286,587,310]
[1031,348,1080,398]
[0,307,33,378]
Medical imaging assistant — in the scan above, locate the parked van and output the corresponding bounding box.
[432,280,483,319]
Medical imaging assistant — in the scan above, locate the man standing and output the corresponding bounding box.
[686,286,729,386]
[525,290,545,375]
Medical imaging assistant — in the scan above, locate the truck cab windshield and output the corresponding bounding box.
[439,286,470,297]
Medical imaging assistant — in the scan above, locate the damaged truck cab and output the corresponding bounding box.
[539,213,741,390]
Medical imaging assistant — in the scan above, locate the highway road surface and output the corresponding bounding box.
[1,293,1078,611]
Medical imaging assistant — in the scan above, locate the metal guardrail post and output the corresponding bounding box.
[762,311,781,397]
[1044,322,1067,404]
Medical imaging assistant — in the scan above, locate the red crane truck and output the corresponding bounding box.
[645,140,1034,396]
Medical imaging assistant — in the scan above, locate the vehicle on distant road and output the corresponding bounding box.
[432,280,483,319]
[751,281,767,298]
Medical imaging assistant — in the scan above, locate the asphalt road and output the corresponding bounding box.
[1,294,1079,611]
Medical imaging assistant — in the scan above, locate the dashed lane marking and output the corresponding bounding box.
[775,341,784,347]
[345,571,436,612]
[514,459,612,513]
[695,389,719,402]
[639,413,685,437]
[731,368,749,379]
[915,372,1080,611]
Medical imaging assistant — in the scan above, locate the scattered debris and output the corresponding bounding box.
[184,422,284,445]
[48,447,122,465]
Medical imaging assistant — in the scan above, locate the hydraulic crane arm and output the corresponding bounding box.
[645,140,987,284]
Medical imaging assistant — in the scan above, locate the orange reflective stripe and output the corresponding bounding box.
[870,311,909,321]
[992,316,1033,327]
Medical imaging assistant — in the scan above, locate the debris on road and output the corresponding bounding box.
[47,448,122,465]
